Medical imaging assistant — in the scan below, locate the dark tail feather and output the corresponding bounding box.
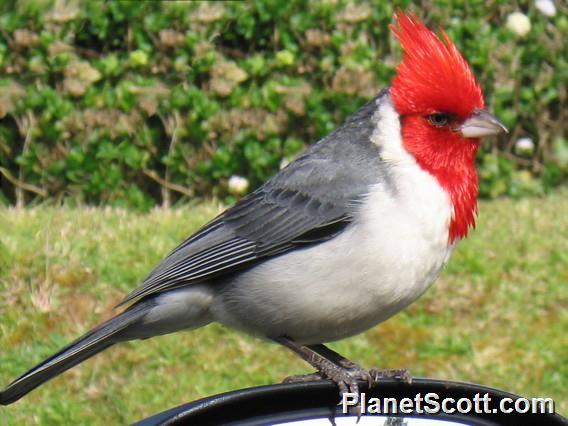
[0,302,151,405]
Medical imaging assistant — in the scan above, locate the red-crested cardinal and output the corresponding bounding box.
[1,12,507,405]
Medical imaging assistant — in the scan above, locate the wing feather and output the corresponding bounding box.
[119,92,390,305]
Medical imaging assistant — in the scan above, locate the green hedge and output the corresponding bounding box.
[0,1,566,209]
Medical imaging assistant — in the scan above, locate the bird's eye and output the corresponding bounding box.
[426,113,451,127]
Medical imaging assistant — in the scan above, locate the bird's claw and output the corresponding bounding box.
[369,368,413,385]
[282,372,324,383]
[322,364,373,420]
[282,366,368,420]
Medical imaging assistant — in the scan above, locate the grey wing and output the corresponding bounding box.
[120,92,388,305]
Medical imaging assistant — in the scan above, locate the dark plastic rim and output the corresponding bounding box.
[133,377,567,426]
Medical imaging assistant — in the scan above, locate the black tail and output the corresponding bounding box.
[0,302,151,405]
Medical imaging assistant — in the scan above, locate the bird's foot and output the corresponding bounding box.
[275,339,400,420]
[321,363,373,419]
[282,372,324,383]
[336,358,363,370]
[337,363,373,390]
[369,368,413,384]
[282,365,371,392]
[282,365,370,419]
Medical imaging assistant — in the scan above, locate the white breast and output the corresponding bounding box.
[211,96,456,344]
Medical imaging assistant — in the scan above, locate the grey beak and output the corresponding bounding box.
[458,109,508,139]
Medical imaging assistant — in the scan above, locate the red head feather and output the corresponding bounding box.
[389,12,484,243]
[390,12,484,117]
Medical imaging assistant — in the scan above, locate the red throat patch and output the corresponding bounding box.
[389,12,484,243]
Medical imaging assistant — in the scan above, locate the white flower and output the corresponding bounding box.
[535,0,556,17]
[228,175,249,195]
[506,12,531,37]
[515,137,535,155]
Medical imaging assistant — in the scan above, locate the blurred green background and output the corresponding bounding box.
[0,1,567,424]
[0,0,566,209]
[1,194,567,423]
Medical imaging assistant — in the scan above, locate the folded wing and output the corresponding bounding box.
[120,93,388,305]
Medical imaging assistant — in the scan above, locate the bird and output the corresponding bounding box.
[0,11,507,406]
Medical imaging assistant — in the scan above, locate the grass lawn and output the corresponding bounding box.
[0,190,567,424]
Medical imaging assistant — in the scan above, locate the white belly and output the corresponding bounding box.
[211,162,455,344]
[143,96,462,345]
